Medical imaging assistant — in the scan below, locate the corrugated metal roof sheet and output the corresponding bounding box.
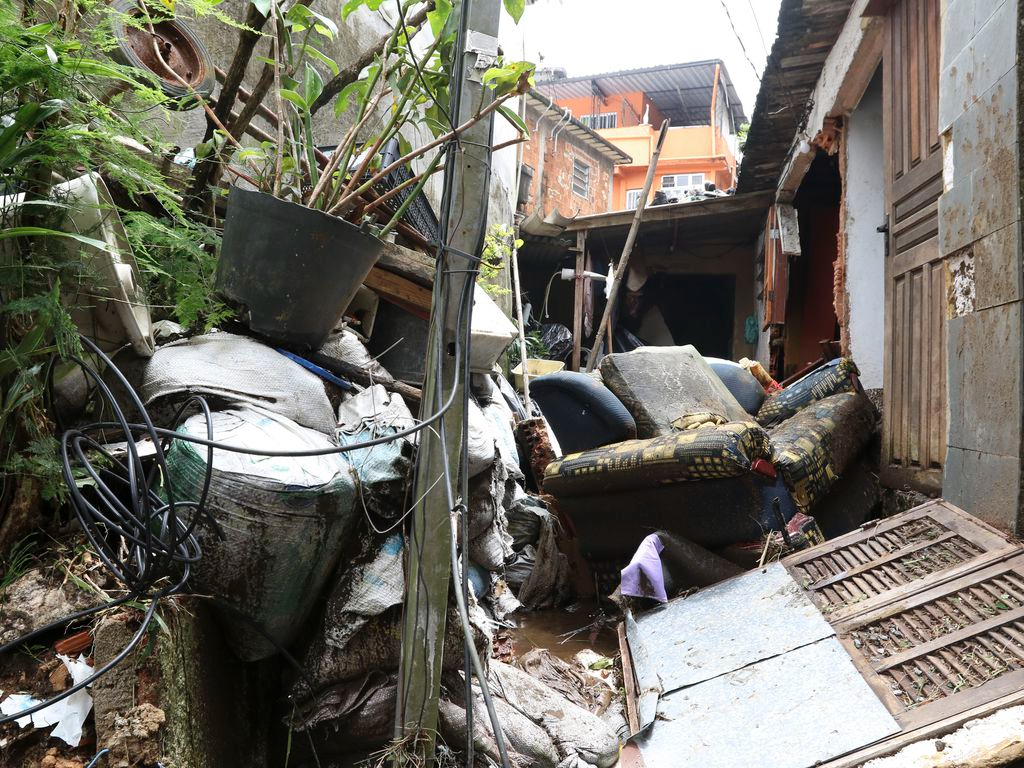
[524,91,633,165]
[518,191,773,265]
[534,60,746,130]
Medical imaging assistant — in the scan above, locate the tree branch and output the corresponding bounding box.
[309,2,432,115]
[211,2,271,139]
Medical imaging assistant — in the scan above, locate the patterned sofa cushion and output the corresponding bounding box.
[756,358,860,428]
[543,420,771,497]
[770,391,877,513]
[600,346,750,439]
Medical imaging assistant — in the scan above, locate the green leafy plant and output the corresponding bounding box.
[203,0,535,236]
[124,212,232,330]
[736,121,750,153]
[0,535,37,593]
[0,287,72,504]
[477,223,521,300]
[0,0,222,505]
[506,327,548,369]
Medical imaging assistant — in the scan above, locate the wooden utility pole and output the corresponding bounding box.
[395,0,502,761]
[585,119,670,372]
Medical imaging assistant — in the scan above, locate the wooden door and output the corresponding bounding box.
[882,0,944,493]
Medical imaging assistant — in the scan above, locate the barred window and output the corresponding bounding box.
[661,173,705,190]
[572,158,591,198]
[580,112,617,130]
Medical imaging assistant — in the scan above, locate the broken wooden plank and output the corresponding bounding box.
[376,239,436,287]
[564,190,773,233]
[308,351,422,412]
[363,267,432,319]
[618,621,641,736]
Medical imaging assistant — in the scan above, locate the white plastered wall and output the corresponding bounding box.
[843,70,885,389]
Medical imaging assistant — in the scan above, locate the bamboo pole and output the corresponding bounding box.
[510,235,532,410]
[571,230,586,371]
[584,119,670,373]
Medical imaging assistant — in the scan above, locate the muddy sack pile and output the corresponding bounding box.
[278,353,583,765]
[166,405,360,661]
[104,325,590,765]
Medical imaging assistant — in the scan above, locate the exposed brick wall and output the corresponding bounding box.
[520,103,616,217]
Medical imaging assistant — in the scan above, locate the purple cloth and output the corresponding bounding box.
[620,533,668,602]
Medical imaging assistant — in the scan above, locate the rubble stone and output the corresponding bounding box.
[0,568,96,647]
[101,704,165,768]
[863,705,1024,767]
[39,748,84,768]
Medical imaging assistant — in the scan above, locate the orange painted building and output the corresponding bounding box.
[535,61,747,211]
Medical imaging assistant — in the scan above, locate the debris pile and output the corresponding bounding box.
[8,0,1013,765]
[1,301,597,766]
[2,249,898,766]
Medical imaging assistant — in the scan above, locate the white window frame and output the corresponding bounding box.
[661,173,706,191]
[572,158,591,198]
[625,188,644,209]
[580,112,618,130]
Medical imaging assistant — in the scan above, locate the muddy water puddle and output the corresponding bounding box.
[507,598,619,662]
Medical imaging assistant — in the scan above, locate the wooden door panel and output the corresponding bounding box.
[832,555,1024,729]
[885,245,945,486]
[882,0,945,493]
[891,152,943,215]
[784,500,1016,623]
[889,0,941,182]
[893,203,939,254]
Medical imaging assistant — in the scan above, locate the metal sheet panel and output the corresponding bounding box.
[623,610,661,732]
[535,60,747,127]
[629,563,835,692]
[634,638,901,768]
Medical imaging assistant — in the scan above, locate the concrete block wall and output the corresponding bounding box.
[938,0,1024,531]
[542,140,614,217]
[93,599,275,767]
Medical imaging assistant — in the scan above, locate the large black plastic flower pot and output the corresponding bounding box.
[216,187,385,350]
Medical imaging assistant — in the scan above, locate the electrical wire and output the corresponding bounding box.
[0,333,215,725]
[541,268,562,319]
[1,7,511,760]
[386,0,513,756]
[4,244,505,763]
[0,290,471,726]
[442,0,479,761]
[718,0,762,83]
[746,0,771,58]
[84,748,110,768]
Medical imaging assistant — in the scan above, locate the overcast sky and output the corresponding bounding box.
[515,0,783,121]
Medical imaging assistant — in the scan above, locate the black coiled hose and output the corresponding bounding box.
[0,313,467,725]
[0,335,218,725]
